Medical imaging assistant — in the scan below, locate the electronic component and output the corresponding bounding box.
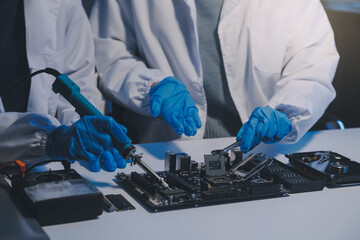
[329,161,348,174]
[116,150,359,212]
[165,151,177,172]
[178,153,191,173]
[103,196,115,212]
[11,162,103,226]
[104,194,135,211]
[116,151,296,212]
[239,154,273,181]
[258,159,324,193]
[204,153,226,177]
[217,140,242,161]
[116,149,331,212]
[286,151,360,187]
[226,153,255,175]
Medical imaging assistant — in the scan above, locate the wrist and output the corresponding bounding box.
[45,125,69,159]
[150,81,159,89]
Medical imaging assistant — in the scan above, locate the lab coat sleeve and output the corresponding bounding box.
[90,0,168,116]
[56,0,105,125]
[0,113,60,164]
[266,1,339,143]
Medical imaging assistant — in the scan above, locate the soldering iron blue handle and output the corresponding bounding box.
[52,74,103,117]
[52,74,132,158]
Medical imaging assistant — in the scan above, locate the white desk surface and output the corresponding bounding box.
[44,128,360,240]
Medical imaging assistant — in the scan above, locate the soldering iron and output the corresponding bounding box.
[0,68,171,190]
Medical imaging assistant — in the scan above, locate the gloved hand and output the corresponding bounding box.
[46,116,130,172]
[236,107,292,153]
[149,77,202,136]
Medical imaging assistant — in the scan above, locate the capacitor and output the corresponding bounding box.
[329,161,348,174]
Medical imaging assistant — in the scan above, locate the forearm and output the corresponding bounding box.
[0,113,60,163]
[267,80,336,143]
[90,0,167,116]
[267,0,339,143]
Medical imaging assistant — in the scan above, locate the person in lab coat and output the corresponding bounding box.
[90,0,339,152]
[0,0,130,172]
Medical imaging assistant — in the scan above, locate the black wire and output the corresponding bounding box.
[44,68,61,77]
[0,67,61,97]
[0,67,65,176]
[0,171,11,180]
[0,69,45,97]
[0,161,17,171]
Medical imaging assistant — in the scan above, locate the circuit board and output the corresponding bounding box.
[116,150,323,212]
[287,151,360,186]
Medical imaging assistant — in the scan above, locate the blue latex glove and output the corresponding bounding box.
[149,77,202,136]
[46,116,130,172]
[236,107,292,153]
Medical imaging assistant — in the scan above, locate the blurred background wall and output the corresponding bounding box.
[322,0,360,128]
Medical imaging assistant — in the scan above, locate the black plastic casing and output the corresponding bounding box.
[286,151,360,187]
[11,169,103,226]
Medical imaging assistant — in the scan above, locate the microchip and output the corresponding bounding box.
[209,160,221,170]
[204,154,226,177]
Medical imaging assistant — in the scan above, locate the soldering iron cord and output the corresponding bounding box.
[0,68,61,97]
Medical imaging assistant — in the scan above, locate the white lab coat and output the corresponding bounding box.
[0,0,104,163]
[90,0,339,143]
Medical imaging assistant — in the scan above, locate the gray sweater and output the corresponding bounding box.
[195,0,242,138]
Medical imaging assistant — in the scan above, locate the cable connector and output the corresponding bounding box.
[15,160,26,178]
